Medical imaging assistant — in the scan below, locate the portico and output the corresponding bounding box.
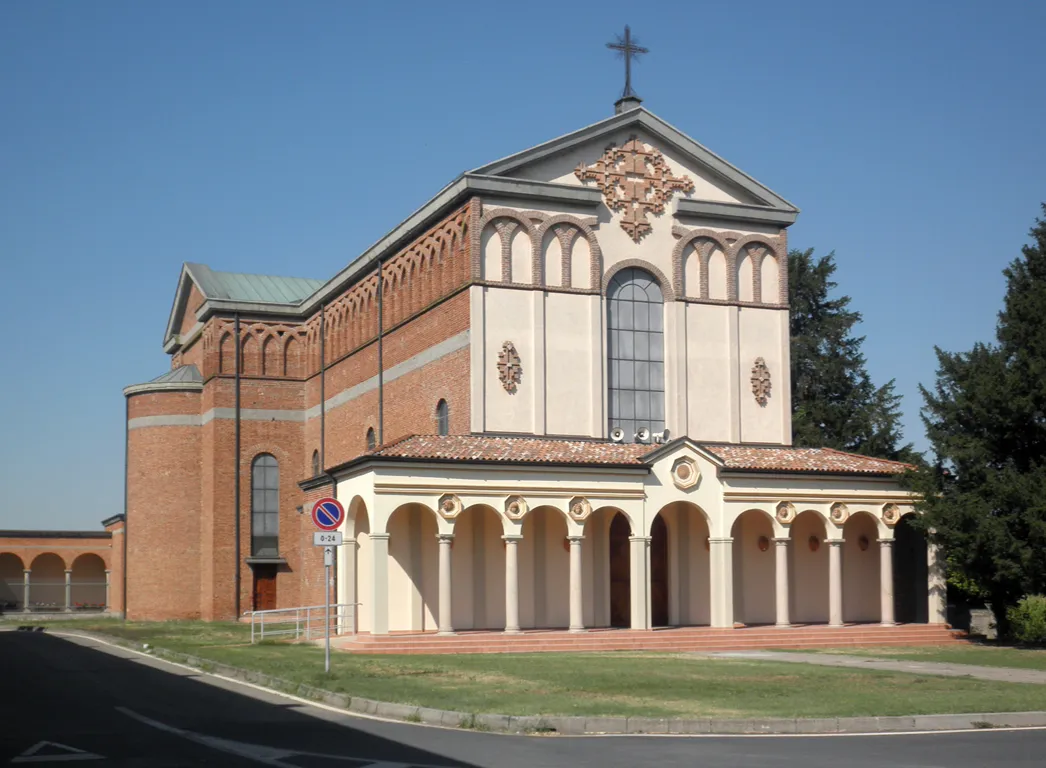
[329,434,943,638]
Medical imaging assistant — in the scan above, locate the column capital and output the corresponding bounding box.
[23,569,31,575]
[502,534,523,542]
[877,537,895,546]
[104,569,112,574]
[708,537,734,544]
[772,537,790,545]
[567,535,585,543]
[369,532,391,541]
[437,533,455,542]
[65,569,73,574]
[828,538,846,547]
[628,536,651,543]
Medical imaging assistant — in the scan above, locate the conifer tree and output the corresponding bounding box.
[788,248,911,460]
[912,205,1046,635]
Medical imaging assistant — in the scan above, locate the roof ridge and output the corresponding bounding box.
[821,446,911,466]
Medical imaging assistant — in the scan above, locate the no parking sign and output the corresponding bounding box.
[311,497,344,531]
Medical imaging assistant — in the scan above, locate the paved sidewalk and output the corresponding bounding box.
[697,650,1046,685]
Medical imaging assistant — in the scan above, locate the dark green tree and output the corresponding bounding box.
[911,205,1046,635]
[789,248,912,460]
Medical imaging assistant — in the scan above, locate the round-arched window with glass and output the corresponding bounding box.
[607,267,665,440]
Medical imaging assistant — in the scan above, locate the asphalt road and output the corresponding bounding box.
[2,630,1046,767]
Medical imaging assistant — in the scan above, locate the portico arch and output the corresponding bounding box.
[0,553,24,611]
[70,553,106,610]
[28,553,65,611]
[731,510,776,625]
[519,505,570,629]
[582,507,632,628]
[451,504,506,630]
[652,502,711,627]
[386,503,439,632]
[842,512,880,622]
[894,514,929,623]
[348,496,371,633]
[790,510,829,623]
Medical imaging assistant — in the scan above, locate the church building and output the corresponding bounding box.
[123,81,945,637]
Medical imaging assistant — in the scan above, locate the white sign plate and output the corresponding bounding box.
[314,531,343,547]
[323,546,334,567]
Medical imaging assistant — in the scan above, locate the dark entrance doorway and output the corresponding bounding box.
[893,516,928,623]
[609,513,631,627]
[651,514,669,626]
[252,565,277,611]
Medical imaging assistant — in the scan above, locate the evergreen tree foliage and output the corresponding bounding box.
[911,205,1046,635]
[789,248,911,460]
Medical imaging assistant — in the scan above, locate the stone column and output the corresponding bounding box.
[879,538,895,626]
[774,538,790,627]
[104,570,112,613]
[927,539,947,624]
[828,539,844,627]
[437,534,454,635]
[503,535,522,633]
[709,538,734,628]
[22,569,30,613]
[628,536,649,630]
[369,532,390,635]
[568,535,584,632]
[64,570,72,613]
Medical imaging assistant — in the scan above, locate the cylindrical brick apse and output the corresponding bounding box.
[124,370,204,620]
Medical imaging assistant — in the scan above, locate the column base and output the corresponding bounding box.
[503,628,521,635]
[437,630,456,636]
[774,622,792,629]
[569,627,586,633]
[828,621,844,628]
[880,621,896,627]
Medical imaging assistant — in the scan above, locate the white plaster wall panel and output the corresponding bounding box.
[419,511,439,630]
[518,519,536,629]
[761,254,780,304]
[354,512,372,633]
[790,512,829,623]
[543,232,562,287]
[571,235,591,289]
[510,227,531,284]
[482,287,535,433]
[738,307,789,444]
[661,504,711,626]
[451,509,476,629]
[685,304,733,442]
[843,513,880,622]
[644,446,726,539]
[544,292,595,436]
[452,506,506,629]
[479,508,506,629]
[737,250,755,302]
[481,226,500,280]
[386,509,413,632]
[708,248,728,300]
[731,512,775,624]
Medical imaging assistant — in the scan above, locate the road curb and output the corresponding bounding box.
[46,629,1046,736]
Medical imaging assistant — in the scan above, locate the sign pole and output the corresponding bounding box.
[324,548,331,674]
[310,498,344,676]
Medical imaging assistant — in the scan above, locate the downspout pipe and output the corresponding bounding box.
[122,396,129,619]
[320,304,326,473]
[234,312,242,618]
[377,260,384,444]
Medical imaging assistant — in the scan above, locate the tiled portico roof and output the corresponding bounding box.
[700,444,913,475]
[360,434,911,476]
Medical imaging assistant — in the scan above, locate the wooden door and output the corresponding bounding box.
[609,513,631,627]
[253,565,278,611]
[650,514,669,627]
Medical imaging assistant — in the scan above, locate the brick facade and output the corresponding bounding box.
[123,202,475,620]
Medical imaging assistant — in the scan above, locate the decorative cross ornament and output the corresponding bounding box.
[575,138,694,242]
[497,341,522,393]
[606,25,648,99]
[751,357,772,406]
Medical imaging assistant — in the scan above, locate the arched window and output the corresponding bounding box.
[251,454,279,557]
[436,399,449,436]
[311,450,320,477]
[607,267,665,440]
[366,427,376,451]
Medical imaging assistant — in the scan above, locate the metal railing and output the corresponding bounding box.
[248,603,359,643]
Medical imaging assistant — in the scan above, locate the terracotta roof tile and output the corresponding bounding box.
[364,435,911,476]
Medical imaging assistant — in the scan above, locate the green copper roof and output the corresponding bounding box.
[185,263,323,305]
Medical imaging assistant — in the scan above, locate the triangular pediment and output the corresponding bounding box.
[471,107,798,216]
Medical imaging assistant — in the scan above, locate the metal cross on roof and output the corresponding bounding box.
[606,25,648,99]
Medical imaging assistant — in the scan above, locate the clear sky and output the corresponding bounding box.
[2,1,1044,530]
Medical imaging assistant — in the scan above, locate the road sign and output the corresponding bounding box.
[314,531,343,547]
[323,546,334,567]
[311,497,344,531]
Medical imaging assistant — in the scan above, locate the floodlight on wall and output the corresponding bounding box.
[610,427,626,443]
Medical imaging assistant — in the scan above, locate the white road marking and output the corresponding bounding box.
[115,706,461,767]
[10,741,103,763]
[47,631,1046,740]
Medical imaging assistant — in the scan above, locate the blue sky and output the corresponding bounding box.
[2,1,1044,530]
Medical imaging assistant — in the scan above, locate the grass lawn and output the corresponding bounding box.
[807,643,1046,671]
[24,619,1046,719]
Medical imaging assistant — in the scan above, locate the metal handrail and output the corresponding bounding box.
[248,603,360,643]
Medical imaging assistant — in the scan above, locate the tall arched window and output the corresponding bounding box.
[607,267,665,440]
[366,427,376,451]
[311,450,320,477]
[436,399,449,436]
[251,454,279,557]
